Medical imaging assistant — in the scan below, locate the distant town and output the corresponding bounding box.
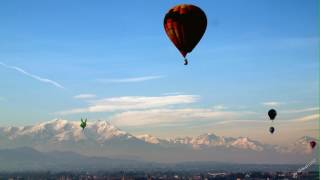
[1,170,318,180]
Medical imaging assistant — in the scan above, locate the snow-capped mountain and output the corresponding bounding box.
[290,136,318,154]
[230,137,264,151]
[294,136,317,146]
[270,136,317,154]
[136,132,266,152]
[0,119,317,164]
[0,119,137,143]
[136,134,168,144]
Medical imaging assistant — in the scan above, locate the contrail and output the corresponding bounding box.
[0,62,65,89]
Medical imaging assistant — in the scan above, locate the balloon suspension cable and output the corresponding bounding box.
[184,58,188,65]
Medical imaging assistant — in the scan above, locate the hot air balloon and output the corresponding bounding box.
[310,141,317,149]
[80,118,87,131]
[269,126,275,134]
[164,4,207,65]
[268,109,277,120]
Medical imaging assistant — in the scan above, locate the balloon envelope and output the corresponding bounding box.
[268,109,277,120]
[269,126,275,134]
[310,141,316,149]
[80,118,87,130]
[164,4,207,58]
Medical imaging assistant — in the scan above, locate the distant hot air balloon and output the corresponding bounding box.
[164,4,207,65]
[268,109,277,120]
[310,141,317,149]
[269,126,275,134]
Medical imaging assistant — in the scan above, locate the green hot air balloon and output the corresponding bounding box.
[80,118,87,131]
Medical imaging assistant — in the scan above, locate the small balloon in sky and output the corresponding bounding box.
[80,118,87,131]
[269,126,275,134]
[310,140,317,149]
[164,4,207,65]
[268,109,277,120]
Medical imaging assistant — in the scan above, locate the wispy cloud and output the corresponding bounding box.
[283,107,319,114]
[215,119,265,125]
[0,62,64,89]
[97,75,164,83]
[213,105,228,110]
[279,113,319,123]
[262,101,283,107]
[56,95,199,115]
[74,94,97,99]
[294,114,319,122]
[111,108,239,127]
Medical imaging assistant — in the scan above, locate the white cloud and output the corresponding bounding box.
[74,94,97,99]
[111,108,238,127]
[213,105,228,110]
[279,113,319,123]
[294,114,319,122]
[0,62,64,89]
[283,107,319,114]
[56,95,199,115]
[262,101,282,107]
[215,119,265,125]
[97,75,164,83]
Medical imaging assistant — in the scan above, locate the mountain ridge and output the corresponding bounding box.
[0,119,317,163]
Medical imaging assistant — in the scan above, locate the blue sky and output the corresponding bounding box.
[0,0,318,144]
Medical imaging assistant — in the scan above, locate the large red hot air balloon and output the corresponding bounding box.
[310,141,316,149]
[164,4,207,65]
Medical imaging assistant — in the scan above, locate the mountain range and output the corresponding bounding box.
[0,119,317,164]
